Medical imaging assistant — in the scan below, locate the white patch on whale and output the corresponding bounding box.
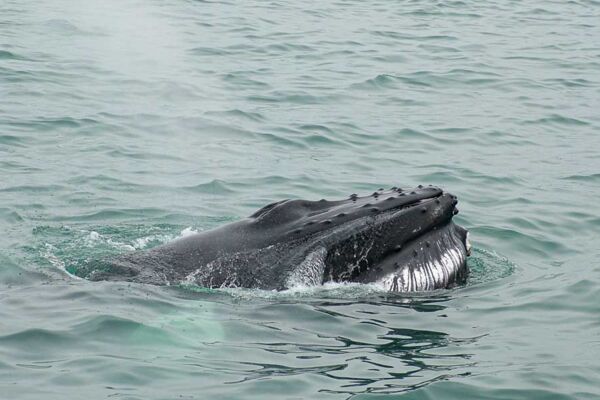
[286,246,327,288]
[377,242,466,292]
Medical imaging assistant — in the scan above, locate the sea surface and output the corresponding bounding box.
[1,0,600,399]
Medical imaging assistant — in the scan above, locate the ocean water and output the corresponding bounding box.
[1,0,600,398]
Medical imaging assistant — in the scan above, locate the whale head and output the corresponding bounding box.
[82,185,469,292]
[248,185,470,291]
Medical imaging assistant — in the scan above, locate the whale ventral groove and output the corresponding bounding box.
[82,185,470,292]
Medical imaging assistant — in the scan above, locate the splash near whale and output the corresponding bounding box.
[80,186,471,292]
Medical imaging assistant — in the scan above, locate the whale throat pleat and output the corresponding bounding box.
[378,225,467,292]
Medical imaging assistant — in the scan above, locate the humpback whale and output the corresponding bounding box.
[81,186,471,292]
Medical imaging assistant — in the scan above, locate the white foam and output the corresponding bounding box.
[42,243,83,280]
[218,280,388,300]
[180,227,199,237]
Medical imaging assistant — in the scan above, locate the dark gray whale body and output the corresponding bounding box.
[84,186,470,292]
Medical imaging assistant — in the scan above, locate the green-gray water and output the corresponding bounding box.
[2,1,599,398]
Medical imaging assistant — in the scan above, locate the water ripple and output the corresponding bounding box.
[2,0,600,398]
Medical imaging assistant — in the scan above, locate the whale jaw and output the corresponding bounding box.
[374,222,469,292]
